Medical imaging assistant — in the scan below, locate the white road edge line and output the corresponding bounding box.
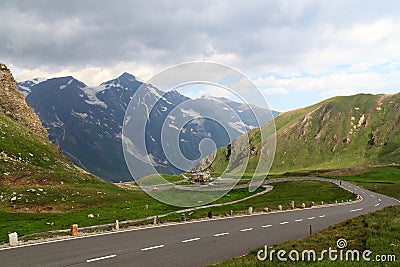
[214,232,229,237]
[240,228,253,232]
[295,219,303,222]
[319,215,326,218]
[280,221,289,225]
[350,208,363,212]
[308,217,315,220]
[86,254,117,263]
[141,245,164,251]
[262,224,272,228]
[181,237,200,243]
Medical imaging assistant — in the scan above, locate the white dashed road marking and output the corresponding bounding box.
[181,238,200,243]
[280,221,289,225]
[308,217,315,220]
[319,215,326,218]
[350,208,363,212]
[214,232,229,237]
[262,225,272,228]
[141,245,164,251]
[374,203,380,207]
[240,228,253,232]
[86,255,117,263]
[378,198,382,202]
[295,219,303,222]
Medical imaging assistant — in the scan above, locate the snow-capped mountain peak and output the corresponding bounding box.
[18,77,48,96]
[100,72,139,89]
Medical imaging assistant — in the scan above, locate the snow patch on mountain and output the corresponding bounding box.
[169,123,180,130]
[146,85,173,104]
[32,77,47,84]
[18,77,48,96]
[18,85,31,96]
[181,108,200,118]
[60,79,74,90]
[81,85,108,108]
[115,132,122,139]
[71,110,88,119]
[228,121,246,134]
[123,136,153,164]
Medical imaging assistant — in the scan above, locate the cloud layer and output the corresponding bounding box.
[1,0,400,110]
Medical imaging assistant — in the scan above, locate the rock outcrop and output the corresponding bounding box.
[0,63,48,139]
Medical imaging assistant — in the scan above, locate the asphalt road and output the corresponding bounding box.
[0,179,398,267]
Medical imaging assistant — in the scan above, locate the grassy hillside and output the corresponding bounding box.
[0,110,174,220]
[0,105,180,237]
[135,174,185,186]
[205,93,400,176]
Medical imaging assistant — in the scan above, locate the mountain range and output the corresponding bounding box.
[18,73,278,182]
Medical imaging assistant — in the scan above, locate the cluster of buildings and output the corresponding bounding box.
[190,171,211,183]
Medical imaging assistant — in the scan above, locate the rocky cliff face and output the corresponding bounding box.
[0,63,48,139]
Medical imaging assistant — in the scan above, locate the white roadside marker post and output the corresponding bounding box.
[248,207,253,215]
[8,232,18,247]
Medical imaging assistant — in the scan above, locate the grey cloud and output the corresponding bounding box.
[1,0,400,73]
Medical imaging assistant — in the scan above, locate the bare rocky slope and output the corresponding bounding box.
[0,63,48,139]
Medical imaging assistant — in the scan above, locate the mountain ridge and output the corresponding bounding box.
[202,92,400,175]
[18,74,277,181]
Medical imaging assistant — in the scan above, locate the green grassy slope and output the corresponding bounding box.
[0,109,173,213]
[206,93,400,175]
[136,174,185,186]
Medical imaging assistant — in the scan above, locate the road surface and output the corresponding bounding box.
[0,178,398,266]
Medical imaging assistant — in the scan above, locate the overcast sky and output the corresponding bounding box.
[1,0,400,111]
